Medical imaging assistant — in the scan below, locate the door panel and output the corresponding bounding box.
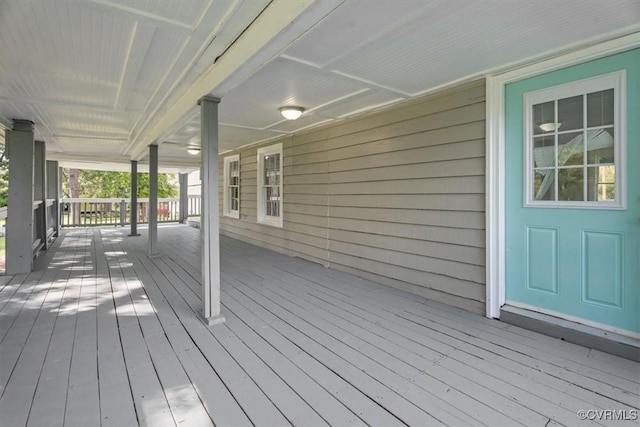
[505,49,639,334]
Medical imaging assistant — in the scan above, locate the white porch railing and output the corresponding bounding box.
[60,196,201,227]
[188,194,201,220]
[0,206,6,237]
[46,199,57,240]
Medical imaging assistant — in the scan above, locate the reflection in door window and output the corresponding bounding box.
[525,72,624,208]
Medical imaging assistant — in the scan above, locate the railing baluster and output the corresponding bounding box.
[58,197,198,228]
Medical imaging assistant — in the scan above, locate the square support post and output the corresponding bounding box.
[199,95,224,326]
[179,172,188,223]
[148,145,159,256]
[6,120,35,274]
[34,140,47,251]
[46,161,60,240]
[58,166,63,228]
[129,160,140,236]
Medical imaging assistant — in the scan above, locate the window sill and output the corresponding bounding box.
[257,216,283,228]
[223,211,240,219]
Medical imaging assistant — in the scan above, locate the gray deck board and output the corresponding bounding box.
[280,253,637,384]
[222,248,578,426]
[142,254,333,426]
[155,242,408,426]
[0,271,46,339]
[113,233,252,427]
[106,241,177,427]
[316,283,623,420]
[224,282,438,426]
[94,230,139,427]
[0,274,15,290]
[111,251,214,427]
[0,225,637,427]
[0,269,60,427]
[228,270,496,426]
[268,249,640,397]
[129,250,284,427]
[26,264,79,427]
[0,273,31,310]
[245,265,548,425]
[264,252,639,417]
[64,231,101,427]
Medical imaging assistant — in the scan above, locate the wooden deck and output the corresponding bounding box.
[0,225,638,427]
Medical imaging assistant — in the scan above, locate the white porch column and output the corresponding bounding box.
[129,160,140,237]
[198,95,224,326]
[148,145,158,255]
[46,160,60,244]
[6,120,35,274]
[179,172,188,223]
[34,140,46,252]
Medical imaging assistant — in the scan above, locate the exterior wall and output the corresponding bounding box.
[187,170,202,195]
[219,80,486,313]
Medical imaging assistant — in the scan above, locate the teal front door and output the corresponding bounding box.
[505,49,640,335]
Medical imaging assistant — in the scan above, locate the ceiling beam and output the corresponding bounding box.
[0,96,136,113]
[49,152,200,173]
[124,0,240,152]
[46,152,133,164]
[44,128,130,140]
[86,0,195,32]
[128,0,317,160]
[115,23,156,111]
[125,0,260,153]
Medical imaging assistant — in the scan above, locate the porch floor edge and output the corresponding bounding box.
[500,305,640,362]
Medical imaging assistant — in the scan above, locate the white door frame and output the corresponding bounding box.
[484,32,640,319]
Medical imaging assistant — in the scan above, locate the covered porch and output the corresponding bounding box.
[1,224,637,426]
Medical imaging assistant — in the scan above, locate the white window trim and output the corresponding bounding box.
[523,71,626,209]
[485,33,640,320]
[257,143,283,228]
[223,154,240,219]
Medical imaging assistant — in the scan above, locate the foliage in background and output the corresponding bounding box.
[62,169,178,198]
[0,143,8,207]
[0,146,178,206]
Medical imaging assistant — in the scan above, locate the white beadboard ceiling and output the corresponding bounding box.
[0,0,639,172]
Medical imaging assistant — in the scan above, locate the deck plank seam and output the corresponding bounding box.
[25,234,88,427]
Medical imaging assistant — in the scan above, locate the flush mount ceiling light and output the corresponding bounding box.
[187,147,201,155]
[538,122,562,132]
[279,106,305,120]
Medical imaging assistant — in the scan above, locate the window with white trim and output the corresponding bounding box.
[257,143,283,227]
[524,71,625,208]
[223,154,240,218]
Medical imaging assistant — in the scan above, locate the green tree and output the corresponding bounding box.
[62,169,178,198]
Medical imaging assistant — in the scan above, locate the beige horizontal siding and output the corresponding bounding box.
[327,252,485,304]
[290,83,486,149]
[218,79,486,313]
[327,217,485,248]
[328,139,484,172]
[328,240,484,284]
[328,206,485,229]
[328,176,484,195]
[328,157,484,183]
[329,229,485,266]
[329,194,485,211]
[323,260,485,314]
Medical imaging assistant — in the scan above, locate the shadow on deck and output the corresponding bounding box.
[0,225,638,426]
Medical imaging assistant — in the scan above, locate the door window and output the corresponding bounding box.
[524,71,625,208]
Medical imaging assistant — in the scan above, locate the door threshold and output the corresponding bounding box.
[500,305,640,362]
